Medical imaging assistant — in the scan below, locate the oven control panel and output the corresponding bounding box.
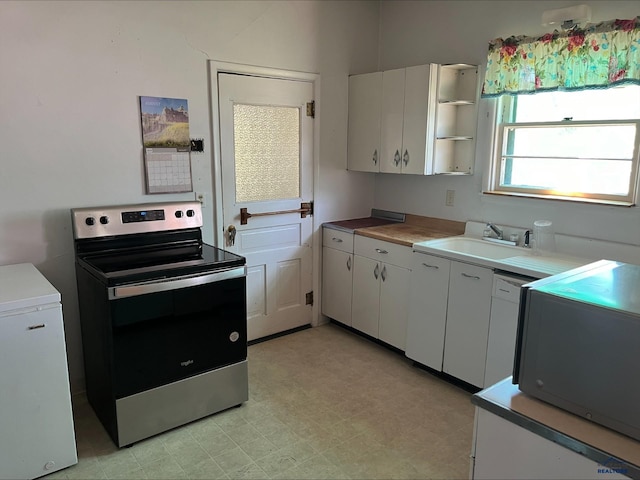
[71,202,203,239]
[122,209,165,223]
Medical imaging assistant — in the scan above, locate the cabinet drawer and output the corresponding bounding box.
[493,276,522,302]
[323,228,354,253]
[412,251,451,273]
[354,235,412,268]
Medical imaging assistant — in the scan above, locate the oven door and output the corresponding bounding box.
[109,267,247,398]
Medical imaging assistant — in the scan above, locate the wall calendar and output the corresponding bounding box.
[139,96,193,194]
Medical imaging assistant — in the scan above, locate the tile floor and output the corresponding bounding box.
[47,323,476,479]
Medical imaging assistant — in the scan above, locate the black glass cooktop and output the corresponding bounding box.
[78,243,245,286]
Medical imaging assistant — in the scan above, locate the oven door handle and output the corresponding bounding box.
[109,266,246,299]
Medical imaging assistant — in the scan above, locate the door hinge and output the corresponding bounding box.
[305,291,314,306]
[306,101,315,118]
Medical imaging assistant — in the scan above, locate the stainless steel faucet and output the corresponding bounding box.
[486,223,503,239]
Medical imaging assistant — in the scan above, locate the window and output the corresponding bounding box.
[488,85,640,205]
[233,104,300,202]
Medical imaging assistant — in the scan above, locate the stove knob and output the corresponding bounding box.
[85,217,95,226]
[175,210,184,218]
[186,209,195,217]
[100,216,109,225]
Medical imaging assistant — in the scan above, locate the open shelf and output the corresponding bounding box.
[433,64,479,175]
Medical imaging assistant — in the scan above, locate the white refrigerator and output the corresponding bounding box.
[0,263,77,479]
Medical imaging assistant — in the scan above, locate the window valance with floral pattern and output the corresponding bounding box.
[482,17,640,97]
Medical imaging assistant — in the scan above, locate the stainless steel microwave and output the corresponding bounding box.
[514,260,640,441]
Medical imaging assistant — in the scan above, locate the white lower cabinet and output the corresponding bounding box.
[406,252,493,388]
[443,261,493,387]
[405,253,451,370]
[378,262,411,349]
[484,274,529,387]
[352,236,411,350]
[321,228,354,326]
[322,247,353,326]
[472,408,631,479]
[352,255,382,337]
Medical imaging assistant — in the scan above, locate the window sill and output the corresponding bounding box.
[482,190,635,207]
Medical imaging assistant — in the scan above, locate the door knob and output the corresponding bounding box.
[227,225,237,247]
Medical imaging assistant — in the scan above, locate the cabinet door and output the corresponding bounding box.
[322,247,353,326]
[443,261,493,387]
[379,68,405,173]
[347,72,382,172]
[351,255,380,338]
[473,408,621,480]
[401,64,436,175]
[405,253,451,369]
[379,263,411,350]
[484,276,524,387]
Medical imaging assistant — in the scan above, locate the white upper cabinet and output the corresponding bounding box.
[380,65,437,175]
[403,65,438,175]
[380,68,406,173]
[347,72,382,172]
[347,63,479,176]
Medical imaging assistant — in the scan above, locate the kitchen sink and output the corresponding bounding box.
[418,236,531,260]
[413,235,590,278]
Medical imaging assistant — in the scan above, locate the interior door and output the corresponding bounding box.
[218,73,314,341]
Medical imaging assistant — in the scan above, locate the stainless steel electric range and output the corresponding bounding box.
[72,201,248,447]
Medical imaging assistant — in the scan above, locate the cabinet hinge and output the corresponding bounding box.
[306,101,315,118]
[305,291,314,306]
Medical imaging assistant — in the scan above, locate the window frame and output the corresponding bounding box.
[487,93,640,206]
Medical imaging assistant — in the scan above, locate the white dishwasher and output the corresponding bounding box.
[0,263,77,480]
[484,272,535,388]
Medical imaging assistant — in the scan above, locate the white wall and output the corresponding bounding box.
[0,0,379,392]
[375,1,640,246]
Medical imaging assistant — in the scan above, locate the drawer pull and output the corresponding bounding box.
[498,288,511,293]
[375,248,388,254]
[422,263,439,270]
[332,237,343,243]
[28,324,46,330]
[461,273,480,280]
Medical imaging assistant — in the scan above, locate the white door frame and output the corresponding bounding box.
[208,60,322,327]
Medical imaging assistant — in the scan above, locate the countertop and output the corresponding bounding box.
[325,215,590,277]
[324,214,466,247]
[324,216,399,232]
[473,378,640,479]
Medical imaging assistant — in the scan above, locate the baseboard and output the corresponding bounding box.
[248,324,312,346]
